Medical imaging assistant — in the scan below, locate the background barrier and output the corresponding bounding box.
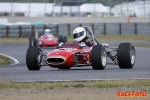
[0,22,150,37]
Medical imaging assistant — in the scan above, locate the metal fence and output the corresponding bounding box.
[0,22,150,37]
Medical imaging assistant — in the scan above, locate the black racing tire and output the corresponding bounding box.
[42,41,44,47]
[63,36,67,43]
[91,45,107,70]
[26,46,41,71]
[58,35,64,43]
[117,43,135,69]
[56,44,59,49]
[29,35,38,46]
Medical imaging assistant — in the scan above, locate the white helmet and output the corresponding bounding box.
[44,29,51,35]
[73,27,87,42]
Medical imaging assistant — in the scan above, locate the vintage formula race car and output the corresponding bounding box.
[38,34,58,47]
[29,34,67,47]
[26,26,135,70]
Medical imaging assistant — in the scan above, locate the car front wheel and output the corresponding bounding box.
[91,45,107,70]
[26,46,42,71]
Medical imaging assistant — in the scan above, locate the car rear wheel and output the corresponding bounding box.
[117,43,135,69]
[58,35,64,43]
[63,36,67,43]
[26,46,42,71]
[29,36,38,46]
[42,41,44,47]
[91,45,107,70]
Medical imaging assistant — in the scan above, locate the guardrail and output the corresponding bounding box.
[0,22,150,37]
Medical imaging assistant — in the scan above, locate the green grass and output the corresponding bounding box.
[0,35,150,44]
[66,35,150,42]
[0,54,12,66]
[0,37,28,44]
[0,79,150,89]
[0,35,150,49]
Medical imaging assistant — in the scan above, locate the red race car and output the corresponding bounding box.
[26,26,136,70]
[38,29,67,47]
[38,34,58,47]
[29,34,67,47]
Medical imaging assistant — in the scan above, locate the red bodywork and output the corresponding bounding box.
[38,35,58,47]
[46,42,92,68]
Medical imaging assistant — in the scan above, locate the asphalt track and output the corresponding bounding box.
[0,42,150,82]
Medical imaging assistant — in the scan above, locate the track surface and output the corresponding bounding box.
[0,42,150,82]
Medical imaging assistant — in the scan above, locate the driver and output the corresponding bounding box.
[44,29,51,35]
[73,27,93,46]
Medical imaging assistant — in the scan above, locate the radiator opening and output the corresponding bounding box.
[47,57,65,65]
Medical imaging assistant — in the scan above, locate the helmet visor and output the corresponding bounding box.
[45,31,51,35]
[73,31,84,38]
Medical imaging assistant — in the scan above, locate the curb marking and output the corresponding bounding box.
[0,53,19,65]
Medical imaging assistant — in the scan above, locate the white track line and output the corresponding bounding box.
[0,53,19,65]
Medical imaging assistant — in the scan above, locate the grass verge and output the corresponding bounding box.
[66,35,150,42]
[0,54,12,66]
[0,79,150,89]
[0,35,150,44]
[0,37,28,44]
